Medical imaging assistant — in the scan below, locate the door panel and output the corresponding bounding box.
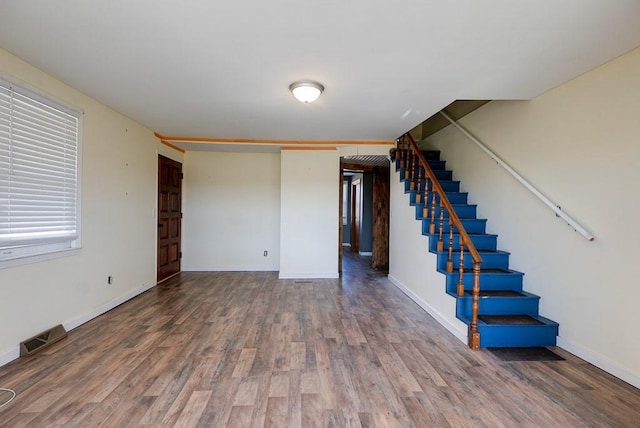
[157,155,182,282]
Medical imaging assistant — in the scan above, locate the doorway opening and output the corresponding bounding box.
[339,155,390,274]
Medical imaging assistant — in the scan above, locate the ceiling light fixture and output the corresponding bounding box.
[289,80,324,103]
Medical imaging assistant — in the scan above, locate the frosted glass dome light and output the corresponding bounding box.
[289,81,324,103]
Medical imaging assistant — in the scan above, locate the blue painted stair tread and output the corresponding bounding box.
[396,150,559,348]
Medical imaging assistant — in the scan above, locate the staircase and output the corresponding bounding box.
[395,148,559,348]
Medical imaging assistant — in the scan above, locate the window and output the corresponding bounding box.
[0,77,81,267]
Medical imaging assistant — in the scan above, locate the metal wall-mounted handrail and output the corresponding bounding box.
[439,110,594,242]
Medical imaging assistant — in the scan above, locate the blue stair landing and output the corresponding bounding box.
[396,150,559,348]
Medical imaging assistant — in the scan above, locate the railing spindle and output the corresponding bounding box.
[422,177,430,219]
[446,217,454,272]
[405,149,411,180]
[429,188,436,234]
[437,200,445,252]
[457,241,465,296]
[409,152,417,191]
[416,164,423,203]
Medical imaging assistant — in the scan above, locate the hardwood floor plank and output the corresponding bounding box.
[173,390,212,428]
[287,370,302,428]
[300,393,323,428]
[290,341,306,370]
[300,370,320,395]
[225,405,253,428]
[232,348,257,378]
[233,377,261,407]
[264,397,288,428]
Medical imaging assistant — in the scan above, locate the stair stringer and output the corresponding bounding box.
[388,169,467,344]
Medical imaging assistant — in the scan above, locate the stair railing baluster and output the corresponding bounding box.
[429,189,436,234]
[437,200,445,252]
[446,218,454,272]
[457,241,465,296]
[400,132,484,350]
[409,152,417,191]
[405,149,412,180]
[422,177,430,218]
[416,165,423,203]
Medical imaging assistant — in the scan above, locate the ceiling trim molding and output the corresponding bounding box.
[281,146,337,151]
[159,139,186,153]
[154,132,394,147]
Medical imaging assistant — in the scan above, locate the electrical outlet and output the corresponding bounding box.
[107,275,113,284]
[263,250,268,257]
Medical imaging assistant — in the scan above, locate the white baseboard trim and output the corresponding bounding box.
[278,272,340,279]
[358,251,373,256]
[388,274,467,344]
[64,280,157,332]
[182,265,279,272]
[0,280,157,368]
[0,347,19,368]
[557,336,640,389]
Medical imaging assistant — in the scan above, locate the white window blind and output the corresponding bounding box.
[0,78,81,263]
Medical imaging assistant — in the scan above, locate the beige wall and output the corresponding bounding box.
[423,47,640,387]
[279,149,340,278]
[182,151,280,270]
[0,49,160,364]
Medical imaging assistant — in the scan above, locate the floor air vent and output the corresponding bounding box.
[20,324,67,357]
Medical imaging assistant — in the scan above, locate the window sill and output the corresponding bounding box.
[0,247,81,270]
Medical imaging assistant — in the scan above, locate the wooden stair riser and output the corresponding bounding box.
[454,293,541,317]
[442,270,524,293]
[436,251,510,270]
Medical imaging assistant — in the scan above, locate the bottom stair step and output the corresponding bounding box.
[459,314,559,348]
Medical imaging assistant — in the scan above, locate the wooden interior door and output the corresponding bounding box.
[372,173,390,270]
[157,155,182,282]
[350,179,361,252]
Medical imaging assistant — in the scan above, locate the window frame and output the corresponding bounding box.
[0,75,82,269]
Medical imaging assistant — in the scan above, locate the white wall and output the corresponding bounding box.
[182,151,280,271]
[0,49,159,365]
[388,172,467,342]
[424,47,640,387]
[279,149,340,278]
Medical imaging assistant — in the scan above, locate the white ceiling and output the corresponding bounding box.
[1,1,639,143]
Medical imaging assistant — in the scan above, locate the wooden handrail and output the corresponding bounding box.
[404,134,483,264]
[398,133,483,349]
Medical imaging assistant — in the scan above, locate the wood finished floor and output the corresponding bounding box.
[1,252,639,427]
